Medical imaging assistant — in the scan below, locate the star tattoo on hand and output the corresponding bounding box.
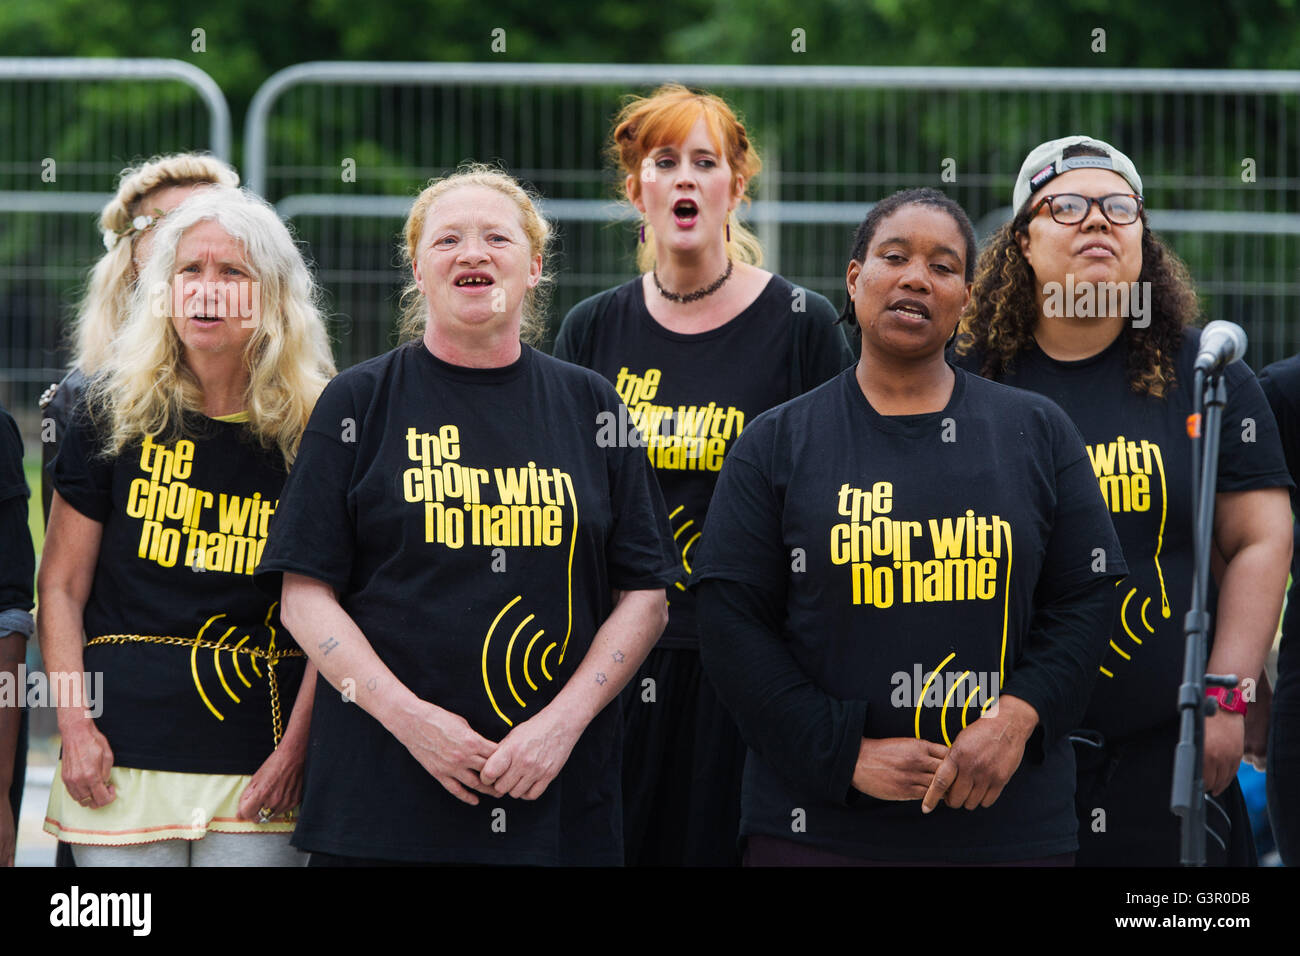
[612,650,625,663]
[595,672,608,685]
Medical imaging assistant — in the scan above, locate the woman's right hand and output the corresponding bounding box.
[391,699,499,806]
[60,717,116,809]
[852,737,949,801]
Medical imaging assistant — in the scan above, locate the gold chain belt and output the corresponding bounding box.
[86,631,305,745]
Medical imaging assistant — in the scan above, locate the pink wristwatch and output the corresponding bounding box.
[1208,686,1248,716]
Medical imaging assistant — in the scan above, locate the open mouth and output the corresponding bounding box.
[672,199,699,226]
[889,300,931,321]
[190,314,223,325]
[455,272,494,289]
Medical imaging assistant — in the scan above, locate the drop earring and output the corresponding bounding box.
[640,222,646,244]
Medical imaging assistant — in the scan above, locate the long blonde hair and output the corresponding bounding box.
[86,186,335,468]
[73,153,240,375]
[610,84,764,272]
[397,163,554,346]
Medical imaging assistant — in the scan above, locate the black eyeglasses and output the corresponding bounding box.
[1030,193,1143,226]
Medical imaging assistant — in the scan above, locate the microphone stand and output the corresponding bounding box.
[1172,367,1239,866]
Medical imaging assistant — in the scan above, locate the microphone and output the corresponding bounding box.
[1194,321,1247,374]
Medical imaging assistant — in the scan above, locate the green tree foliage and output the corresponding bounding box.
[4,0,1299,380]
[5,0,1300,107]
[668,0,1300,69]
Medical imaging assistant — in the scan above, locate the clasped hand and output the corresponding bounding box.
[394,699,582,805]
[853,696,1037,813]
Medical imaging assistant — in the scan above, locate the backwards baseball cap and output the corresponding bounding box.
[1013,135,1143,215]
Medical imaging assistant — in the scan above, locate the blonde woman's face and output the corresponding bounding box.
[412,184,542,339]
[169,220,259,359]
[132,184,206,275]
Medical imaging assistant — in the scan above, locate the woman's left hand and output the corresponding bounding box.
[479,705,584,801]
[1203,709,1246,796]
[237,744,306,822]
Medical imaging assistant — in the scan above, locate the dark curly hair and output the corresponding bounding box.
[838,187,977,329]
[953,147,1199,398]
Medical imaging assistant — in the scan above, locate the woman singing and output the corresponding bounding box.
[554,84,851,865]
[258,165,680,866]
[40,186,335,865]
[694,188,1126,865]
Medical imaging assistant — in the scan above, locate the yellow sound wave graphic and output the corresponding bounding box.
[912,520,1012,742]
[1149,443,1172,620]
[915,651,955,741]
[1099,442,1171,681]
[481,473,578,727]
[915,652,1000,746]
[998,518,1013,686]
[84,604,301,745]
[667,504,700,594]
[939,670,971,747]
[191,613,227,721]
[1103,583,1164,679]
[190,603,283,722]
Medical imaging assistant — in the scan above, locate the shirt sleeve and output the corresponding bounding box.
[0,409,26,504]
[689,436,790,590]
[1258,363,1300,506]
[0,409,34,635]
[1000,405,1129,750]
[794,290,856,396]
[1260,360,1300,644]
[0,495,35,637]
[602,393,681,591]
[1260,360,1300,555]
[1001,574,1121,759]
[255,382,358,597]
[50,400,114,523]
[39,369,86,526]
[1217,362,1294,493]
[697,577,868,806]
[692,428,869,804]
[551,311,583,364]
[785,290,854,400]
[552,291,607,366]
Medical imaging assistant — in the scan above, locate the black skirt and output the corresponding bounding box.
[620,646,747,866]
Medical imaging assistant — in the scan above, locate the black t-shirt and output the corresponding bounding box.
[690,366,1126,862]
[953,328,1293,738]
[40,368,87,525]
[52,406,300,774]
[1259,354,1300,704]
[554,274,853,649]
[0,403,34,629]
[255,342,679,865]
